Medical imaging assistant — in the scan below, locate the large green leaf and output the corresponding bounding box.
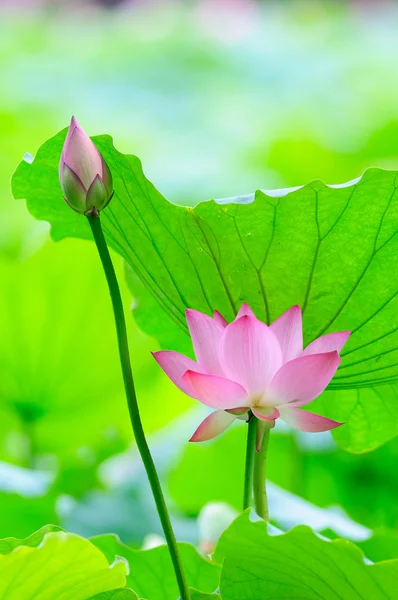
[91,534,220,600]
[12,130,398,451]
[189,591,220,600]
[0,531,127,600]
[0,524,63,554]
[215,512,398,600]
[89,591,138,600]
[314,384,398,453]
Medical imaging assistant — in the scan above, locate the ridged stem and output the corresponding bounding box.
[253,425,271,520]
[87,213,190,600]
[243,414,257,510]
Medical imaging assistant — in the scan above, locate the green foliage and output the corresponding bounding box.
[0,493,59,539]
[12,132,398,453]
[215,512,398,600]
[89,591,138,600]
[13,132,398,388]
[91,534,220,600]
[4,7,398,597]
[0,531,127,600]
[0,524,63,554]
[357,530,398,562]
[169,425,398,531]
[169,426,246,514]
[189,591,220,600]
[0,241,130,465]
[325,527,398,562]
[3,520,398,600]
[0,237,191,470]
[314,384,398,453]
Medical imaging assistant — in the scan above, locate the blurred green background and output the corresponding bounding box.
[1,0,398,548]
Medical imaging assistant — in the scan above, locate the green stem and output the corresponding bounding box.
[87,213,190,600]
[243,414,257,510]
[253,425,271,520]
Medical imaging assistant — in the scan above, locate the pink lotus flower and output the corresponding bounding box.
[59,116,113,215]
[153,304,350,442]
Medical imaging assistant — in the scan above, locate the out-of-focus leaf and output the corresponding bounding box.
[91,534,220,600]
[0,241,129,464]
[0,463,58,540]
[0,492,59,539]
[168,425,246,515]
[0,531,127,600]
[62,487,163,544]
[214,512,398,600]
[169,424,398,531]
[61,412,200,543]
[0,238,190,468]
[357,530,398,562]
[12,131,398,452]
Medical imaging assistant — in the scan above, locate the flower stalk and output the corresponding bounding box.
[243,414,257,511]
[87,213,190,600]
[253,423,271,520]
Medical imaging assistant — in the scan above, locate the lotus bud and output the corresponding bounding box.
[59,116,113,215]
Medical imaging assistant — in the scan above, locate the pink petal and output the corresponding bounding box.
[235,302,256,319]
[267,351,341,408]
[302,331,351,356]
[219,315,282,395]
[279,407,343,432]
[213,310,228,327]
[190,410,236,442]
[181,370,248,409]
[60,116,78,176]
[270,305,303,362]
[226,407,249,415]
[252,406,280,421]
[186,309,225,375]
[152,350,201,396]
